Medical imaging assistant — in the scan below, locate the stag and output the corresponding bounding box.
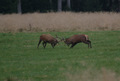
[64,34,92,48]
[37,34,59,48]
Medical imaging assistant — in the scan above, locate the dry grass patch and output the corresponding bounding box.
[0,12,120,32]
[65,67,120,81]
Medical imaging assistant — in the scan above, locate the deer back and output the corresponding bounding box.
[40,34,54,41]
[65,35,87,43]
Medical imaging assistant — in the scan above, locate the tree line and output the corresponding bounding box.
[0,0,120,14]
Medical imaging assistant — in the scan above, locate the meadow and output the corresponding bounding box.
[0,12,120,81]
[0,31,120,81]
[0,12,120,32]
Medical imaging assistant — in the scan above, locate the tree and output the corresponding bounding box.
[0,0,120,14]
[67,0,71,10]
[119,0,120,12]
[58,0,62,12]
[49,0,53,11]
[0,0,17,14]
[17,0,22,14]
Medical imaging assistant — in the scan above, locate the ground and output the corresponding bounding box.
[0,31,120,81]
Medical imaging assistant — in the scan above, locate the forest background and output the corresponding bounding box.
[0,0,120,14]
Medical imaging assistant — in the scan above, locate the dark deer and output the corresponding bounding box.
[64,34,92,48]
[37,34,59,48]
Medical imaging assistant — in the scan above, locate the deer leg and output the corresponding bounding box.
[51,43,55,48]
[42,42,45,48]
[87,40,92,48]
[42,42,46,48]
[44,42,47,48]
[37,39,42,48]
[83,41,90,48]
[70,43,77,48]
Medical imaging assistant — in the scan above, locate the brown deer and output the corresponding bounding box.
[37,34,59,48]
[64,34,92,48]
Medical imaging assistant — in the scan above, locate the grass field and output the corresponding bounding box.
[0,31,120,81]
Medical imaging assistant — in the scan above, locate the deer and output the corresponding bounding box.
[63,34,92,48]
[37,34,59,48]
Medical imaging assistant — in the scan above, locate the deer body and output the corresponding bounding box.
[37,34,58,48]
[64,34,92,48]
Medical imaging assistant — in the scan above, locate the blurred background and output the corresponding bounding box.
[0,0,120,14]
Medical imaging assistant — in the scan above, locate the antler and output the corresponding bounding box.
[56,35,65,41]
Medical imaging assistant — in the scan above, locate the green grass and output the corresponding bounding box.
[0,31,120,81]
